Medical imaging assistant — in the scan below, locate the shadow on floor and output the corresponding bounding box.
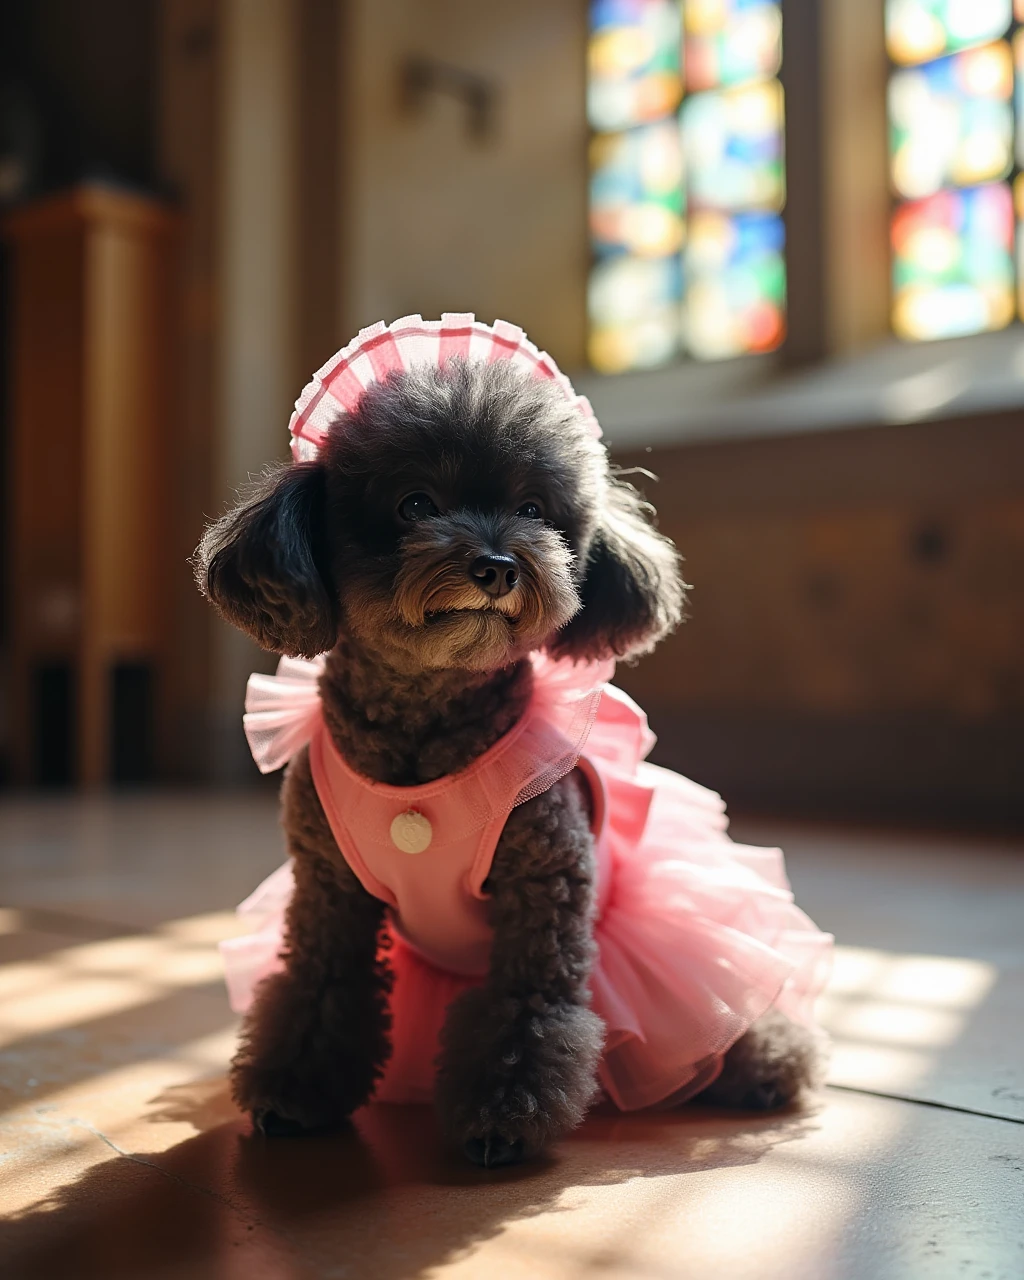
[2,1078,822,1279]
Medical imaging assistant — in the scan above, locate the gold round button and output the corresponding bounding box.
[389,809,433,854]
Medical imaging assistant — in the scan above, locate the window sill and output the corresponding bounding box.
[572,328,1024,449]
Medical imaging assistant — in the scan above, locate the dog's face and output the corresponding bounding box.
[197,360,683,671]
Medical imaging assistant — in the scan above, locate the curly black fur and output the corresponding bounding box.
[701,1009,828,1112]
[435,770,605,1161]
[229,749,393,1131]
[549,472,685,663]
[318,635,534,785]
[197,463,338,658]
[195,355,823,1166]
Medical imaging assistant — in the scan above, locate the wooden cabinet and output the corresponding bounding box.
[4,184,179,785]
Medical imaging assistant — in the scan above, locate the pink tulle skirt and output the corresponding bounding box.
[224,758,833,1112]
[381,761,831,1109]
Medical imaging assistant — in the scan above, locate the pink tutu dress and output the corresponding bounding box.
[223,652,833,1111]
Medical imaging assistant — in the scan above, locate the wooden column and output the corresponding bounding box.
[4,185,178,786]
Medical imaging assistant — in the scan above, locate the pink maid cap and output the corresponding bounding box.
[287,313,602,461]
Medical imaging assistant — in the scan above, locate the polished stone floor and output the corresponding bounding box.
[0,794,1021,1280]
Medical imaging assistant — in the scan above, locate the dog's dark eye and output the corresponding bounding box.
[398,492,440,522]
[515,501,543,520]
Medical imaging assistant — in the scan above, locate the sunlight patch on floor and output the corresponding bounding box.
[0,912,244,1047]
[454,1159,864,1280]
[821,945,998,1093]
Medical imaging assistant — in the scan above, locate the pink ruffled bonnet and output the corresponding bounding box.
[286,313,602,462]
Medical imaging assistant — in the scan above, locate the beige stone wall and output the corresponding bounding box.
[341,0,589,369]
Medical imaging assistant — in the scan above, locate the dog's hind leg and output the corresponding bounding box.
[697,1007,828,1111]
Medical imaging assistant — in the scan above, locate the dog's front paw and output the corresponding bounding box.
[700,1008,828,1111]
[230,968,384,1135]
[463,1133,525,1169]
[253,1107,319,1137]
[232,1060,343,1136]
[436,993,604,1167]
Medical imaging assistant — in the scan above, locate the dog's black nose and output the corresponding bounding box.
[469,553,519,598]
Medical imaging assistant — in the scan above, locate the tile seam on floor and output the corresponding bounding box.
[827,1083,1024,1126]
[65,1116,280,1236]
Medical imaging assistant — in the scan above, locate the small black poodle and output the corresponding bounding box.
[196,353,825,1168]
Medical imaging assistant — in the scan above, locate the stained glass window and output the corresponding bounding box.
[889,44,1014,198]
[588,0,683,133]
[892,184,1015,338]
[684,0,782,94]
[587,0,786,371]
[1016,28,1024,163]
[887,0,1024,340]
[681,78,785,211]
[685,210,786,357]
[886,1,1012,66]
[590,122,685,258]
[589,256,684,371]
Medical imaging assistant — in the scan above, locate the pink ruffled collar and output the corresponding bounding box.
[243,652,615,779]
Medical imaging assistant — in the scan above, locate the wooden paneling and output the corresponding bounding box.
[614,414,1024,823]
[629,501,1024,719]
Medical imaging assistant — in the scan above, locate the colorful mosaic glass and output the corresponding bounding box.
[886,0,1024,340]
[588,0,683,133]
[684,210,786,358]
[589,122,685,257]
[587,1,787,368]
[588,254,684,371]
[681,78,786,212]
[891,183,1015,339]
[886,0,1012,66]
[889,42,1014,198]
[1015,172,1024,317]
[683,0,783,94]
[1016,29,1024,164]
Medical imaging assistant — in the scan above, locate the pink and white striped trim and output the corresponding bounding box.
[288,313,602,460]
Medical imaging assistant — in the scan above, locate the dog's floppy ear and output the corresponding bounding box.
[551,476,684,663]
[195,462,337,658]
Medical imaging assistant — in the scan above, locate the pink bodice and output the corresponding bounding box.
[241,653,619,976]
[307,693,609,976]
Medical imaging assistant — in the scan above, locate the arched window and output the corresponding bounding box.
[887,1,1022,340]
[587,0,786,372]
